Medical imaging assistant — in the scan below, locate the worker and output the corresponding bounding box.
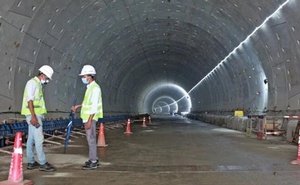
[71,65,103,170]
[21,65,56,172]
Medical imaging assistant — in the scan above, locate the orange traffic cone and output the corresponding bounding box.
[0,132,33,185]
[97,123,108,147]
[291,129,300,165]
[124,119,133,134]
[142,117,147,128]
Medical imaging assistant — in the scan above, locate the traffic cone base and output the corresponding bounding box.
[0,132,33,185]
[291,160,300,165]
[97,123,108,147]
[99,144,108,147]
[291,129,300,165]
[0,179,33,185]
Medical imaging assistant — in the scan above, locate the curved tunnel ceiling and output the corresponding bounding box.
[0,0,300,119]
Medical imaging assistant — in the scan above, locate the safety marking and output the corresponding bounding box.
[43,172,73,178]
[64,145,85,148]
[14,147,22,154]
[96,170,260,174]
[217,165,244,171]
[268,146,280,150]
[141,130,154,133]
[99,161,112,166]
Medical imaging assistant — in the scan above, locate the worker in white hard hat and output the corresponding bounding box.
[21,65,56,172]
[71,64,103,170]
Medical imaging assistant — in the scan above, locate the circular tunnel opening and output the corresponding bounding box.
[152,96,178,114]
[139,83,192,115]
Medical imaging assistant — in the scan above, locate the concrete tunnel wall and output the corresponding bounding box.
[0,0,299,120]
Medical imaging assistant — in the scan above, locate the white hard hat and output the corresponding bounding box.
[39,65,54,80]
[79,65,96,76]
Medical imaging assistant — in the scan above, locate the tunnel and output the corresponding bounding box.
[0,0,298,119]
[1,0,300,184]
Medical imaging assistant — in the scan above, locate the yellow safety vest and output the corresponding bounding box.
[80,81,103,122]
[21,77,47,115]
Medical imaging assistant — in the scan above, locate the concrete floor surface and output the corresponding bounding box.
[1,116,300,185]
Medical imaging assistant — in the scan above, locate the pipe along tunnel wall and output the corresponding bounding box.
[0,0,300,124]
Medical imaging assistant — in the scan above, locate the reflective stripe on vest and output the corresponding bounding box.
[21,77,47,115]
[80,81,103,122]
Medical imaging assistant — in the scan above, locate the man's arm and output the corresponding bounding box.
[84,87,100,129]
[28,100,38,125]
[25,80,39,126]
[85,114,95,129]
[71,104,82,112]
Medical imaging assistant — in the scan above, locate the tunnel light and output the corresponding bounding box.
[212,128,240,133]
[181,112,190,116]
[187,0,291,94]
[164,0,291,112]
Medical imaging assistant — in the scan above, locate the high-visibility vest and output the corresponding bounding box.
[21,77,47,115]
[80,81,103,122]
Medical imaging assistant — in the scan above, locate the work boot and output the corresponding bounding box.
[39,162,56,172]
[82,160,98,170]
[83,159,100,167]
[27,161,39,170]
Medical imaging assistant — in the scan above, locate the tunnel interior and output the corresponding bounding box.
[140,82,191,114]
[0,0,300,119]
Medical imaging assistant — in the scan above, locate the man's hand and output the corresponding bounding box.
[28,101,39,127]
[85,114,95,130]
[84,119,92,130]
[71,106,76,113]
[30,114,38,126]
[71,105,81,113]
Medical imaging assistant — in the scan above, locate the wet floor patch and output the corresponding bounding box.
[99,164,214,173]
[97,164,261,173]
[216,165,257,172]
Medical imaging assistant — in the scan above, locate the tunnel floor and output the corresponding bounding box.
[1,115,300,185]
